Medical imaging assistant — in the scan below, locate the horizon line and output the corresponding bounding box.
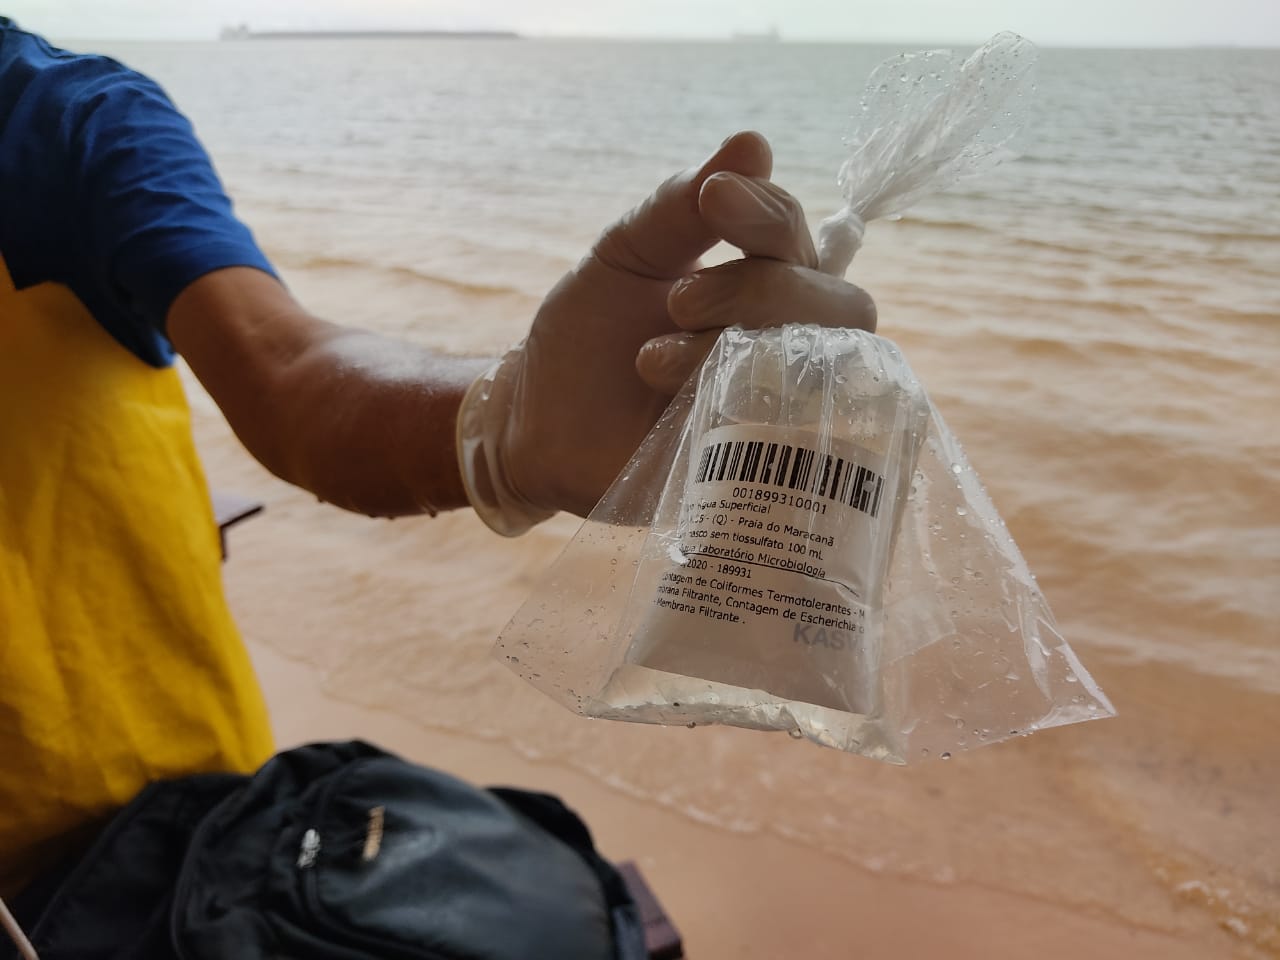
[49,30,1280,51]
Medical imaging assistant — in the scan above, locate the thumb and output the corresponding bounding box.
[592,131,773,281]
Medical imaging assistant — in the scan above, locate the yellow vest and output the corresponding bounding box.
[0,258,274,895]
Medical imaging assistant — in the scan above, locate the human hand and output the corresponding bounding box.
[634,171,877,395]
[457,134,877,534]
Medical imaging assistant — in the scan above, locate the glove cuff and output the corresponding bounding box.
[456,348,556,537]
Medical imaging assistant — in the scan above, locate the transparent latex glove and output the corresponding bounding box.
[635,171,877,395]
[457,135,877,535]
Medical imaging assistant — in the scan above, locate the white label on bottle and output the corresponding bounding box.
[630,424,896,712]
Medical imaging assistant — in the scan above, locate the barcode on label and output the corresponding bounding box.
[695,439,885,518]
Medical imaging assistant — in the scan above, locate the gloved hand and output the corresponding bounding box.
[635,169,877,395]
[457,133,878,535]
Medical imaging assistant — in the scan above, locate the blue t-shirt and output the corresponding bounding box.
[0,17,274,367]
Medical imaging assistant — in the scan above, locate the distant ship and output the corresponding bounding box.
[219,24,519,41]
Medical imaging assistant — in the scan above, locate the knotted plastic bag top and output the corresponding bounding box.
[817,30,1038,275]
[494,33,1114,764]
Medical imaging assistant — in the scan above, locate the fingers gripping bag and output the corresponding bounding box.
[496,32,1114,764]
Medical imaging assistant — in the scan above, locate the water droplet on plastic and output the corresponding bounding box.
[686,721,697,729]
[953,717,965,729]
[956,506,968,517]
[788,728,805,739]
[951,463,963,475]
[940,752,952,760]
[920,748,930,758]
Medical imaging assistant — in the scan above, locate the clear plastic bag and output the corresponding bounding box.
[494,33,1114,763]
[817,29,1039,274]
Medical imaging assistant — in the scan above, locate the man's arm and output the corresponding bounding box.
[169,138,878,529]
[168,267,491,518]
[167,133,780,525]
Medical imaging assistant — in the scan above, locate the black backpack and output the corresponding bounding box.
[9,741,646,960]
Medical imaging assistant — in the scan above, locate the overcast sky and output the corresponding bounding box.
[6,0,1279,47]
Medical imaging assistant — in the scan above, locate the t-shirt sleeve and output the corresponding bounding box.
[74,68,277,363]
[1,39,276,367]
